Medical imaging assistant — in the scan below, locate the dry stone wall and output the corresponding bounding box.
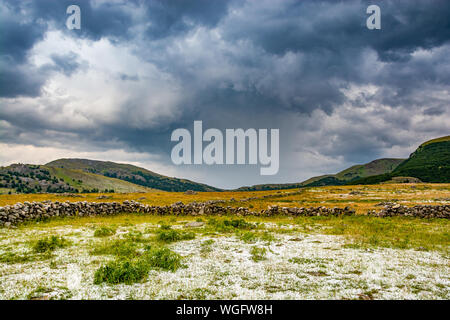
[367,204,449,218]
[0,200,448,227]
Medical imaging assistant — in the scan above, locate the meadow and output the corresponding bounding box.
[0,183,448,299]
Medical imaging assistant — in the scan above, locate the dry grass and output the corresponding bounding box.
[3,183,449,215]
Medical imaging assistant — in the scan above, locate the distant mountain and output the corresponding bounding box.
[349,136,450,185]
[2,135,447,194]
[236,158,405,191]
[46,158,220,192]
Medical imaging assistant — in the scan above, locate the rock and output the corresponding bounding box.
[184,221,205,228]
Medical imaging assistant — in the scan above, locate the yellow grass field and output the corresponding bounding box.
[1,183,449,215]
[0,183,449,300]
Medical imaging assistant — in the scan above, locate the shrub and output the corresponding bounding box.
[32,236,69,253]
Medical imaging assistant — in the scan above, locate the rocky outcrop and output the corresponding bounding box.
[0,200,447,227]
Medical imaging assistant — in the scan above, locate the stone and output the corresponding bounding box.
[184,221,205,228]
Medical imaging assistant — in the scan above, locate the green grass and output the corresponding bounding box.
[293,215,450,252]
[0,251,53,264]
[90,239,140,258]
[239,231,275,244]
[200,239,214,255]
[143,247,185,271]
[93,246,184,285]
[32,236,70,253]
[93,226,116,237]
[94,259,149,285]
[250,246,267,262]
[156,226,195,243]
[207,218,257,233]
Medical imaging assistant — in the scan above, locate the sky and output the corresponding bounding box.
[0,0,449,189]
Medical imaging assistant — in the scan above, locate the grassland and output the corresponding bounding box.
[0,183,448,299]
[1,183,449,214]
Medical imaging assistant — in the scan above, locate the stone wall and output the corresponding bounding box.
[0,200,448,227]
[367,204,450,218]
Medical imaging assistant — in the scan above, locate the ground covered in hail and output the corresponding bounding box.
[0,214,448,300]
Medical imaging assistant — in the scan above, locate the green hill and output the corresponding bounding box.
[0,163,149,194]
[334,158,405,181]
[46,158,220,192]
[236,158,404,191]
[47,167,150,193]
[349,136,450,185]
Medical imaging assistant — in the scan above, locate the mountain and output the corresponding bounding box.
[0,163,149,194]
[236,158,405,191]
[46,158,220,192]
[349,136,450,184]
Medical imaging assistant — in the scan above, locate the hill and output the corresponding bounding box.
[349,136,450,185]
[0,163,149,194]
[236,158,404,191]
[47,167,150,193]
[46,158,220,192]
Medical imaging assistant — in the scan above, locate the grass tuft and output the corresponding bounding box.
[250,246,267,262]
[93,246,184,285]
[93,227,116,237]
[156,227,195,243]
[32,236,69,253]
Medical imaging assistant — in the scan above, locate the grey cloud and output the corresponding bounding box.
[0,59,47,97]
[49,52,82,76]
[1,0,450,187]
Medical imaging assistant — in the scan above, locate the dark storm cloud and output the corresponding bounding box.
[223,0,450,61]
[0,58,47,98]
[142,0,230,39]
[1,0,450,187]
[0,9,47,63]
[0,0,135,97]
[2,0,135,40]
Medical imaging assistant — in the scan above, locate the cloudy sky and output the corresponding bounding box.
[1,0,449,189]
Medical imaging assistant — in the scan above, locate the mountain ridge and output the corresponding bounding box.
[236,158,404,191]
[46,158,220,192]
[1,135,448,194]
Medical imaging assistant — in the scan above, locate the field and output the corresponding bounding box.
[0,183,449,300]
